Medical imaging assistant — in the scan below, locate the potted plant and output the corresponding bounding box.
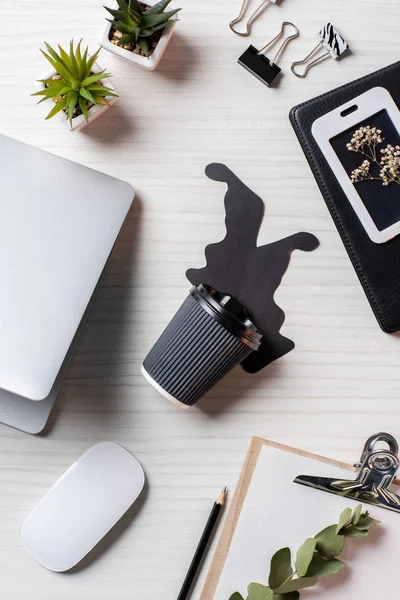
[100,0,181,71]
[32,40,118,131]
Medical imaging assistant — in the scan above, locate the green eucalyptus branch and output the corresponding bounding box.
[229,504,380,600]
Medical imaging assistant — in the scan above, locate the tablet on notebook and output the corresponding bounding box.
[0,134,134,431]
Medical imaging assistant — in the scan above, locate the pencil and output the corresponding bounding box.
[177,487,227,600]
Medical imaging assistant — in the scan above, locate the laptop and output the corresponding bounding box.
[0,135,134,431]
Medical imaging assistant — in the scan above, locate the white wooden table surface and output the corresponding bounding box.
[1,0,400,597]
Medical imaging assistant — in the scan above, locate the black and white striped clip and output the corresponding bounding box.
[291,23,349,78]
[238,22,299,87]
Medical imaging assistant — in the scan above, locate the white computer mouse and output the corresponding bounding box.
[20,442,145,571]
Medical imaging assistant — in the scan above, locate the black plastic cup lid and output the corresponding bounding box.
[190,284,263,351]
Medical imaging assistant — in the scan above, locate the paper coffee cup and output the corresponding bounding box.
[142,284,262,408]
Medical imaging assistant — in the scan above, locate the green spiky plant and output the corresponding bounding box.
[32,41,118,126]
[104,0,181,58]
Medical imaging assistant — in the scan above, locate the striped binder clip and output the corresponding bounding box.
[291,23,349,78]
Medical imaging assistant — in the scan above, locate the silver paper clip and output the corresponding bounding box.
[295,432,400,513]
[230,0,279,37]
[291,22,349,78]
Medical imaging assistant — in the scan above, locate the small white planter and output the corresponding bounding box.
[35,63,118,132]
[100,0,177,71]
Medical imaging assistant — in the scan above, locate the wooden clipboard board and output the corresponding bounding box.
[200,436,400,600]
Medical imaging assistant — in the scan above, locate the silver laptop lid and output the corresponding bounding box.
[0,135,134,400]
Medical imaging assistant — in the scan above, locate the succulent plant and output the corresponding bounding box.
[32,40,117,125]
[104,0,181,57]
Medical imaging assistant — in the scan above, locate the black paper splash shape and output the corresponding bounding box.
[186,163,319,373]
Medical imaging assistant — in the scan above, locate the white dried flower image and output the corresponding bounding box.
[347,125,400,187]
[380,144,400,186]
[350,159,372,183]
[347,125,384,156]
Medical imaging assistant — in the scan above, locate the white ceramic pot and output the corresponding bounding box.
[99,0,177,71]
[35,62,118,132]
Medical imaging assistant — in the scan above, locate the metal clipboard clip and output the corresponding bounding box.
[291,22,349,78]
[238,22,299,87]
[230,0,279,37]
[295,433,400,513]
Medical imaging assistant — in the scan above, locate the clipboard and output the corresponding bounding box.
[200,436,400,600]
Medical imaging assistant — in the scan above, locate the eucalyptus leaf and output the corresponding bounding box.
[247,583,274,600]
[274,577,318,595]
[295,538,316,577]
[342,526,369,538]
[315,525,345,559]
[273,593,300,600]
[268,548,292,590]
[354,516,380,530]
[351,504,362,525]
[229,594,245,600]
[336,507,352,534]
[306,555,345,577]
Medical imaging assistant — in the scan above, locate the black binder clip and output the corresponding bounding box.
[238,22,299,87]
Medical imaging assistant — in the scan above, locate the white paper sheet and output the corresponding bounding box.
[214,445,398,599]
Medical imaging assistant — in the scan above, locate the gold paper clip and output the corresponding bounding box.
[230,0,279,37]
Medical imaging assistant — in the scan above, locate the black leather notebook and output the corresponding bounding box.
[290,61,400,333]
